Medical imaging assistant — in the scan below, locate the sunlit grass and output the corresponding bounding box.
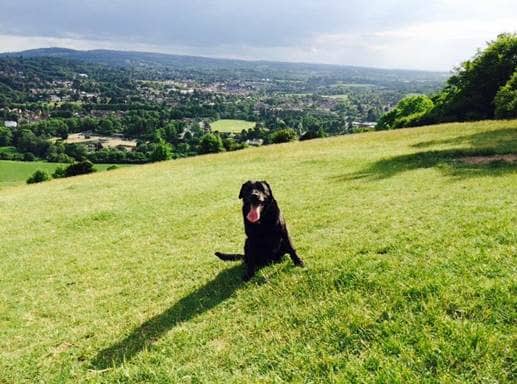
[0,120,515,383]
[0,160,130,189]
[211,119,256,133]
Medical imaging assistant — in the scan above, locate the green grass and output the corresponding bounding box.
[0,146,17,154]
[211,119,256,133]
[0,160,129,189]
[0,120,516,383]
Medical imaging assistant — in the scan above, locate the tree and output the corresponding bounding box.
[377,33,517,128]
[64,143,88,161]
[149,140,173,162]
[271,128,297,143]
[98,119,114,135]
[199,133,225,154]
[27,170,50,184]
[494,71,517,119]
[0,127,12,146]
[432,33,517,122]
[376,95,434,129]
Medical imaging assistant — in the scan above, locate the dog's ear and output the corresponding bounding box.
[239,181,252,199]
[261,181,274,199]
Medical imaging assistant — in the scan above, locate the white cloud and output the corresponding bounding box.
[0,1,516,71]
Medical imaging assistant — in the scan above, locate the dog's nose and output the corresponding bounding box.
[250,192,261,203]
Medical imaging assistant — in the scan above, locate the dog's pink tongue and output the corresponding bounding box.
[247,205,261,223]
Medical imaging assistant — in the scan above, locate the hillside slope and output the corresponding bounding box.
[1,120,516,383]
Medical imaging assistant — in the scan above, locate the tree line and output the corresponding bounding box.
[377,33,517,129]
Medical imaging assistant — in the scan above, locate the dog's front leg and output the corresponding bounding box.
[283,230,304,267]
[243,239,257,281]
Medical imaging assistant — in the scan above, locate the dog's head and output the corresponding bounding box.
[239,180,274,224]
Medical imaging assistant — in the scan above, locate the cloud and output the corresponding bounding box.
[0,0,516,70]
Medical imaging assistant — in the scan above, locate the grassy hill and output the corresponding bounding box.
[0,120,515,383]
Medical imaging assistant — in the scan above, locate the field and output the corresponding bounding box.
[0,120,515,383]
[325,94,350,100]
[0,160,128,189]
[63,133,137,150]
[210,119,256,133]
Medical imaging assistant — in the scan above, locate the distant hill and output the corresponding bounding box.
[0,47,448,85]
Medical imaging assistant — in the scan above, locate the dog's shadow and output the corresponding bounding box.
[90,264,244,369]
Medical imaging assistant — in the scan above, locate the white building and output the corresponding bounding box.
[4,121,17,128]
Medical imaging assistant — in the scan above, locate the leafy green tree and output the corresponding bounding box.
[377,95,434,129]
[48,119,69,139]
[27,170,50,184]
[271,128,298,143]
[98,119,114,135]
[0,127,12,146]
[150,140,173,162]
[14,129,50,158]
[377,33,517,128]
[494,71,517,119]
[64,143,88,161]
[433,33,517,121]
[162,121,181,145]
[199,133,225,154]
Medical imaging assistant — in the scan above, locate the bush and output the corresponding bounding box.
[222,137,247,151]
[300,127,326,141]
[27,170,50,184]
[271,128,297,143]
[23,152,36,161]
[376,95,434,130]
[199,133,225,154]
[64,160,96,177]
[52,167,66,179]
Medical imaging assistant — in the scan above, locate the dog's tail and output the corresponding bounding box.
[215,252,244,262]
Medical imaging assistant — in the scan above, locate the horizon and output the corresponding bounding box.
[1,46,452,74]
[1,1,516,72]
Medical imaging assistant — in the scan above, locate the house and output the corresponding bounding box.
[246,138,263,146]
[4,121,17,128]
[352,121,377,129]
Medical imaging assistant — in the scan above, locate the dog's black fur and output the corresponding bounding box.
[215,180,304,281]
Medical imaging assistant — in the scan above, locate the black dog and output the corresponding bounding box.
[215,180,304,281]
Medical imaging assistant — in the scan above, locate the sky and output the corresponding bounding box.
[0,0,516,71]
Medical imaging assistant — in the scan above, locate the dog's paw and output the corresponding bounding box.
[242,271,255,282]
[295,259,305,267]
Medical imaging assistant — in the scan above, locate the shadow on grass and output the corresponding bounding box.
[335,128,517,181]
[411,127,517,151]
[91,264,244,369]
